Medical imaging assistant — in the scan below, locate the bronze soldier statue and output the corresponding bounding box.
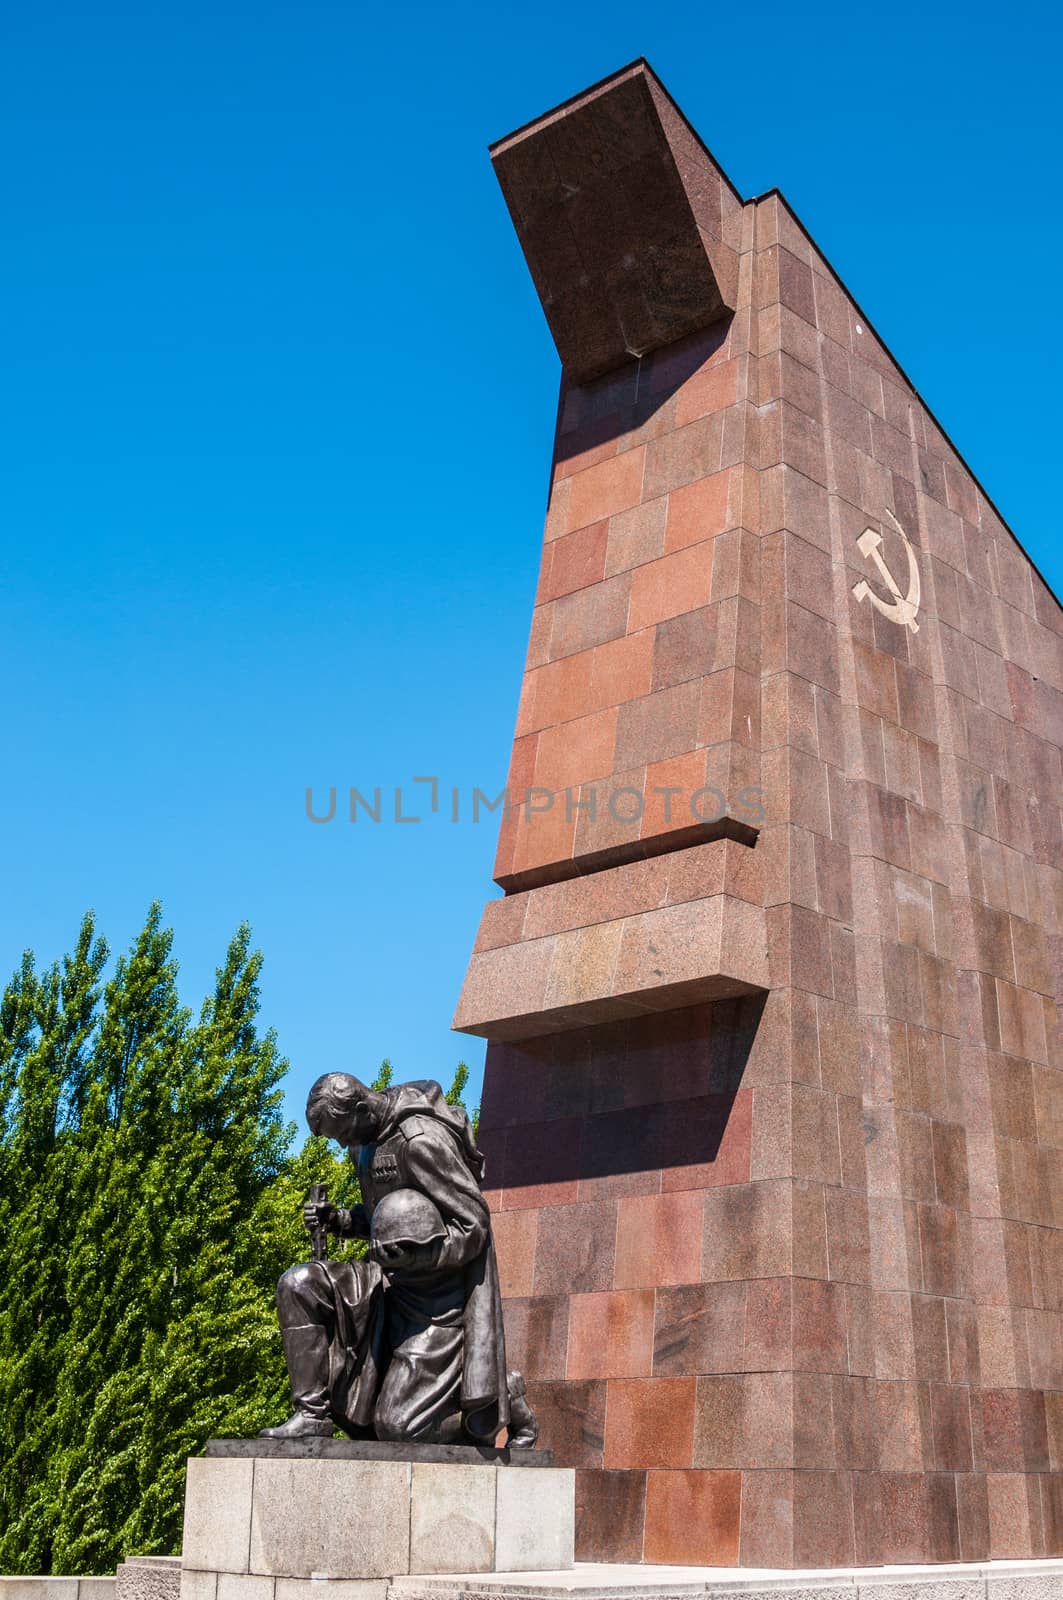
[261,1072,537,1447]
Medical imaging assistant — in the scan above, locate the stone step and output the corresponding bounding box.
[386,1558,1063,1600]
[116,1557,181,1600]
[0,1580,115,1600]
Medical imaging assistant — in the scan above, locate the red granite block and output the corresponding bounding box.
[577,1103,663,1202]
[659,1088,752,1190]
[918,1201,972,1298]
[982,1389,1036,1472]
[532,1198,617,1295]
[491,1207,539,1296]
[529,1377,606,1468]
[628,544,715,634]
[825,1187,871,1285]
[675,358,740,427]
[739,1468,794,1566]
[694,1372,793,1468]
[1043,1474,1063,1556]
[605,496,667,578]
[567,1290,655,1379]
[664,469,731,554]
[746,1278,794,1371]
[643,1467,741,1565]
[508,790,577,881]
[479,1038,542,1129]
[570,763,647,865]
[945,1297,982,1386]
[575,1469,647,1562]
[767,903,834,998]
[793,1469,855,1566]
[652,1280,746,1375]
[875,1378,925,1472]
[554,425,618,483]
[613,678,702,770]
[987,1471,1033,1557]
[641,747,713,839]
[929,1382,974,1472]
[792,1372,834,1468]
[566,447,645,533]
[615,1188,704,1289]
[925,1472,962,1562]
[532,706,618,793]
[503,1117,581,1210]
[539,520,609,603]
[643,412,725,500]
[651,604,723,693]
[957,1471,991,1560]
[792,1084,841,1184]
[880,1472,931,1563]
[791,1179,828,1278]
[703,1181,792,1282]
[792,1277,848,1373]
[548,573,632,661]
[503,1295,570,1381]
[604,1376,697,1469]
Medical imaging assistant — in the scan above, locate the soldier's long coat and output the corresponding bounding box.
[326,1081,509,1439]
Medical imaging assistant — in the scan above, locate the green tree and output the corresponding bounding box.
[0,907,479,1575]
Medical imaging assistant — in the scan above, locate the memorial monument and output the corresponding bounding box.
[183,1076,571,1592]
[260,1071,536,1447]
[454,59,1063,1570]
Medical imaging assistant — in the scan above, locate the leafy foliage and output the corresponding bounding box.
[0,909,474,1574]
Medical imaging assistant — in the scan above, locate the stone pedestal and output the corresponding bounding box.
[179,1443,574,1599]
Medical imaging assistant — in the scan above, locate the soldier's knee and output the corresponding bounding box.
[277,1260,327,1316]
[374,1410,406,1442]
[374,1388,415,1441]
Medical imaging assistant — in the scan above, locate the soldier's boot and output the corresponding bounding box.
[506,1370,539,1449]
[259,1323,333,1439]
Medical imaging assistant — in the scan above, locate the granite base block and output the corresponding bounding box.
[179,1454,574,1591]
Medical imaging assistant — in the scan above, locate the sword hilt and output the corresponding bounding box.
[308,1181,329,1262]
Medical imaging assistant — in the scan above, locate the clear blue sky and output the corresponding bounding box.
[2,0,1059,1127]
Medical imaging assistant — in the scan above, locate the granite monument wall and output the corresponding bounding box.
[455,60,1063,1569]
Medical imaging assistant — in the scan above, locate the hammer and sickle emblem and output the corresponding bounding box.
[852,508,921,632]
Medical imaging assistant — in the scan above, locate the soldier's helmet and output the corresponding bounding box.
[371,1188,446,1249]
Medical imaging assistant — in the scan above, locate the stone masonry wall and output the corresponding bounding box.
[463,78,1063,1569]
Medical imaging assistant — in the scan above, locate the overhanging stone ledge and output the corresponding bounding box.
[453,888,767,1042]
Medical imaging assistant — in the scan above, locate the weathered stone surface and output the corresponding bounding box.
[409,1465,497,1575]
[455,891,767,1039]
[181,1456,573,1582]
[490,62,738,385]
[178,1577,216,1600]
[494,1468,576,1572]
[0,1585,83,1600]
[248,1460,411,1581]
[183,1458,255,1575]
[386,1560,1063,1595]
[115,1558,181,1600]
[216,1580,274,1600]
[275,1583,388,1600]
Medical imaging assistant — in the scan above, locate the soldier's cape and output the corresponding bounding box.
[373,1079,486,1181]
[368,1080,507,1423]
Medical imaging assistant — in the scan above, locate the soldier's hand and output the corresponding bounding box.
[303,1200,337,1233]
[372,1239,439,1275]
